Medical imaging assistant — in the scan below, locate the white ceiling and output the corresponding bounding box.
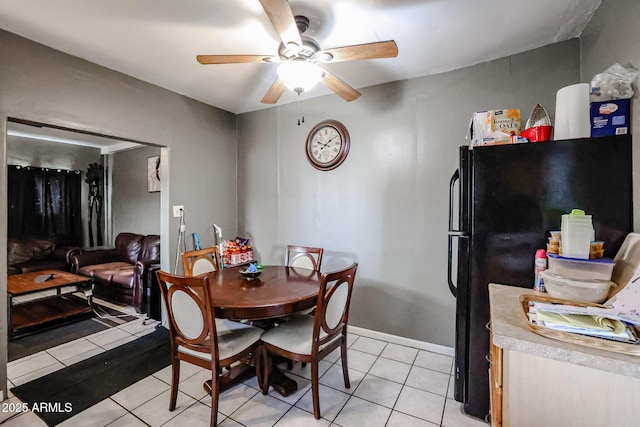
[0,0,602,115]
[7,121,143,154]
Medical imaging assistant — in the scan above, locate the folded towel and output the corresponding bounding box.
[537,311,626,334]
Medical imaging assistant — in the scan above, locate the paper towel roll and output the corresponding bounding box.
[554,83,591,140]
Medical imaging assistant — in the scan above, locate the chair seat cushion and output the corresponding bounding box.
[178,319,263,361]
[260,314,335,356]
[79,262,134,288]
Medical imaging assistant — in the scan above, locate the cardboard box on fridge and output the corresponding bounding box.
[590,98,631,137]
[467,109,524,146]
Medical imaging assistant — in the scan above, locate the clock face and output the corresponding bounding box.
[306,120,350,171]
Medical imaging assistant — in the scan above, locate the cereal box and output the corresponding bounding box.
[468,109,523,146]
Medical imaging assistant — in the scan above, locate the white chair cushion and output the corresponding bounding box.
[290,256,315,270]
[325,282,348,329]
[260,314,341,355]
[171,289,204,339]
[192,258,215,275]
[178,319,263,361]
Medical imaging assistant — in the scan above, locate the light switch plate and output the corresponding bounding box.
[172,205,184,218]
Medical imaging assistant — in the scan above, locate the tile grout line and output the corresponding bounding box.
[7,328,463,427]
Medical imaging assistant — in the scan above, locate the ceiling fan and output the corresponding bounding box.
[196,0,398,104]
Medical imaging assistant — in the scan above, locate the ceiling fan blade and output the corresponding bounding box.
[319,40,398,63]
[261,77,286,104]
[259,0,302,49]
[197,54,277,65]
[320,68,361,102]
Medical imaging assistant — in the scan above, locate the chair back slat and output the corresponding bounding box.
[286,245,324,271]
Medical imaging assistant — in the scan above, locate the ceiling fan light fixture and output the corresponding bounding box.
[277,60,323,93]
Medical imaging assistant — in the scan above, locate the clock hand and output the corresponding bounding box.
[316,140,330,150]
[318,137,337,150]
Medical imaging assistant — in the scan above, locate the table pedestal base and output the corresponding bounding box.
[204,365,298,397]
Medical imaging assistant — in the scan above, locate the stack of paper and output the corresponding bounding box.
[529,302,639,343]
[532,301,640,325]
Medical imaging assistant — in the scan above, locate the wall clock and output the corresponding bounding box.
[306,120,350,171]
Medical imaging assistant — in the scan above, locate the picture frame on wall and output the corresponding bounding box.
[147,155,160,192]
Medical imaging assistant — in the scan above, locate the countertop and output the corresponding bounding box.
[489,283,640,379]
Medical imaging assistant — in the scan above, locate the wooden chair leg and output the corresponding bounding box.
[210,365,219,427]
[261,347,271,395]
[254,347,264,391]
[311,361,321,419]
[286,359,293,370]
[341,340,350,389]
[169,357,180,410]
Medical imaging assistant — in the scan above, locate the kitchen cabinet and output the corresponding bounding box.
[488,284,640,427]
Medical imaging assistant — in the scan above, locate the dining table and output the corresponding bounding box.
[205,265,322,396]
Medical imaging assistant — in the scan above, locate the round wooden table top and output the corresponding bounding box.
[206,265,321,320]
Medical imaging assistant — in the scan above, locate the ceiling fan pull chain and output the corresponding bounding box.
[297,94,305,126]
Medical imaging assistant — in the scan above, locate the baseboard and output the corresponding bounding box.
[349,326,455,357]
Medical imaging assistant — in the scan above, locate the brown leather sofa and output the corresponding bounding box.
[8,236,82,276]
[71,232,160,312]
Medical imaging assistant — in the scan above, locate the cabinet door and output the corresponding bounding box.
[489,338,503,427]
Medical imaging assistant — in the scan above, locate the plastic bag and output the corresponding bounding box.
[590,63,638,101]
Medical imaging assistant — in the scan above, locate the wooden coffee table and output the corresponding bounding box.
[7,269,94,340]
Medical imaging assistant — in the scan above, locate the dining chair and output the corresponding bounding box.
[156,270,264,427]
[258,262,358,419]
[182,247,220,276]
[285,245,324,271]
[284,245,324,322]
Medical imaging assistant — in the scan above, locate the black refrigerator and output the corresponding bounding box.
[447,134,633,420]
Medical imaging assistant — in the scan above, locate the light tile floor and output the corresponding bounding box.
[0,312,488,427]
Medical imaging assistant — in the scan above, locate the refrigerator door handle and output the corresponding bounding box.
[448,231,467,237]
[448,169,467,297]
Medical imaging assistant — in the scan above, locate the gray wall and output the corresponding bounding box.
[581,0,640,230]
[0,29,238,398]
[238,40,581,347]
[6,136,102,247]
[112,145,162,238]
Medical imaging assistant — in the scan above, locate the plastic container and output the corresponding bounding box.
[540,270,615,303]
[522,125,552,142]
[547,253,614,280]
[561,210,594,259]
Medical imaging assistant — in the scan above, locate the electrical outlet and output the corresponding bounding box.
[172,205,184,218]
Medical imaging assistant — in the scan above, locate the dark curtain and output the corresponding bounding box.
[8,165,83,246]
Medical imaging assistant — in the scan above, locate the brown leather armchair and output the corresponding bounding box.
[71,232,160,312]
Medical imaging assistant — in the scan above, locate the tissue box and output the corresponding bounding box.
[468,109,523,146]
[590,99,630,137]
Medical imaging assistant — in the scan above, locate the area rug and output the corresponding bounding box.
[11,326,171,426]
[8,302,140,362]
